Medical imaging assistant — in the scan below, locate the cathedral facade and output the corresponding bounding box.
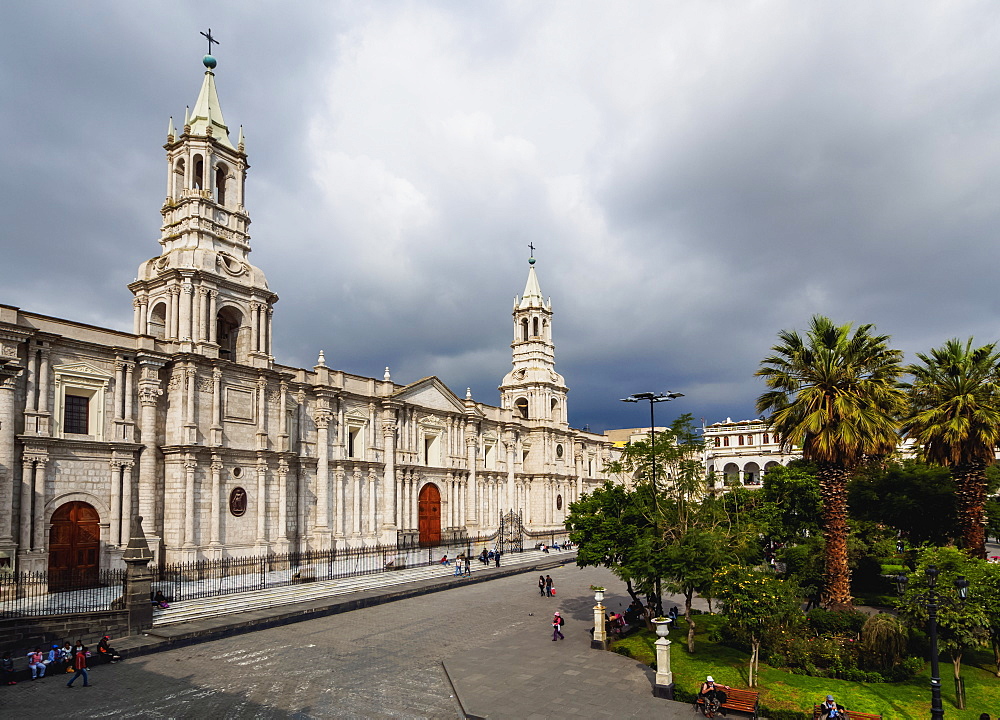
[0,55,613,579]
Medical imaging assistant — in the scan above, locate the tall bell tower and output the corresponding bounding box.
[499,254,568,424]
[128,52,276,368]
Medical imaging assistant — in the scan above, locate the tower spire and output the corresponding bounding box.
[188,54,234,149]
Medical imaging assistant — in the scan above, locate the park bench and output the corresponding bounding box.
[812,706,882,720]
[695,687,760,719]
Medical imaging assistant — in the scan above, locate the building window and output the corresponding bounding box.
[64,395,90,434]
[738,435,744,446]
[723,436,729,447]
[714,437,720,447]
[348,426,361,458]
[763,433,770,444]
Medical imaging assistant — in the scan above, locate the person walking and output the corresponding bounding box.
[538,575,546,597]
[494,549,501,567]
[545,574,554,597]
[463,554,471,576]
[551,611,565,641]
[66,644,90,688]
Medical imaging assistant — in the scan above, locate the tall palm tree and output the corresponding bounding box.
[902,338,1000,559]
[756,316,905,608]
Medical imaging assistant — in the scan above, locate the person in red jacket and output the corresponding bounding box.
[66,645,90,687]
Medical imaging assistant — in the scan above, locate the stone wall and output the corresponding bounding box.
[0,609,129,656]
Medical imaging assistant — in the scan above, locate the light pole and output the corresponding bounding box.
[896,565,970,718]
[620,391,683,617]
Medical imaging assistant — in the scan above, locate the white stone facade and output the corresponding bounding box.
[702,418,798,488]
[0,57,612,573]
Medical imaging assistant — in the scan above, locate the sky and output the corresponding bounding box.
[4,1,1000,433]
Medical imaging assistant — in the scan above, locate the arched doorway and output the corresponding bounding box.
[417,484,441,547]
[48,502,101,591]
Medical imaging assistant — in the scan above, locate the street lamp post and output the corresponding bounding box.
[620,391,684,617]
[896,565,970,719]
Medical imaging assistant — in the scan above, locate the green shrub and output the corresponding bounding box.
[805,608,867,636]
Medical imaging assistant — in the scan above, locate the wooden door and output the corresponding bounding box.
[48,501,101,591]
[417,483,441,547]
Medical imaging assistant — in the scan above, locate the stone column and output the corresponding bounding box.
[210,367,222,446]
[31,458,46,550]
[114,361,125,421]
[505,434,516,513]
[37,347,50,436]
[19,457,34,550]
[255,457,268,548]
[180,280,193,341]
[133,298,143,335]
[266,306,274,356]
[23,347,36,414]
[276,459,289,548]
[210,455,222,547]
[334,469,346,538]
[121,461,134,549]
[314,410,332,543]
[0,369,20,549]
[137,360,164,543]
[185,365,197,444]
[381,411,397,532]
[250,303,261,353]
[465,432,478,526]
[109,460,122,546]
[367,470,377,536]
[124,363,135,423]
[183,456,196,548]
[256,375,267,450]
[352,469,362,536]
[208,291,218,344]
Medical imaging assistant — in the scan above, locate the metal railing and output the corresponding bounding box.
[0,569,128,618]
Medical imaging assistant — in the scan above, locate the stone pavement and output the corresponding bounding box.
[2,559,701,718]
[443,625,692,719]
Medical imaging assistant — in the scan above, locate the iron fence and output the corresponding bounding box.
[0,569,127,618]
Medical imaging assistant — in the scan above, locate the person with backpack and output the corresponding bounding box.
[552,611,565,641]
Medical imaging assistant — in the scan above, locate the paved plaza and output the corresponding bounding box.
[0,562,694,719]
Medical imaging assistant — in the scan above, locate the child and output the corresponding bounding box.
[1,651,16,685]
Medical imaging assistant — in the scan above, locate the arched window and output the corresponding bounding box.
[738,435,744,446]
[148,302,167,340]
[521,318,529,342]
[763,433,770,444]
[532,317,539,337]
[193,154,204,190]
[172,158,186,199]
[723,436,729,447]
[216,306,244,361]
[515,398,529,419]
[216,164,228,206]
[550,398,559,421]
[714,437,720,447]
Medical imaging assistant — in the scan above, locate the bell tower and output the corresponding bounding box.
[128,52,276,368]
[499,254,568,424]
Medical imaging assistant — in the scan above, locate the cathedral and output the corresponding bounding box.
[0,54,613,582]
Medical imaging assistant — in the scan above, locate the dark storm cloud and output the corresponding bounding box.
[4,2,1000,433]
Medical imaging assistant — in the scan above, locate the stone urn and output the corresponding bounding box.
[653,617,672,638]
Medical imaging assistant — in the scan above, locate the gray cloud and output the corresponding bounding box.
[4,2,1000,432]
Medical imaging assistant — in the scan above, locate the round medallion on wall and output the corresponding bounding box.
[229,487,248,517]
[556,494,563,511]
[556,444,564,459]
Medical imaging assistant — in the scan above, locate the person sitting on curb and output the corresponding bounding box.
[27,647,46,680]
[97,636,122,663]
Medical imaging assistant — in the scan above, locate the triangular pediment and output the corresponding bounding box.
[53,362,113,379]
[392,376,468,414]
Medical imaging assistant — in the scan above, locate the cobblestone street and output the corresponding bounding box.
[2,560,637,719]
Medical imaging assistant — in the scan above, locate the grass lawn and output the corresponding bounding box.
[613,614,1000,719]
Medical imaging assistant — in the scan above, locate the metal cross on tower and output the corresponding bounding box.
[200,28,220,55]
[528,242,535,256]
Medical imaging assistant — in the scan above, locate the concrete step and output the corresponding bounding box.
[152,548,568,627]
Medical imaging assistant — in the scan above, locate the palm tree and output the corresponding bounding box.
[756,316,905,608]
[902,338,1000,559]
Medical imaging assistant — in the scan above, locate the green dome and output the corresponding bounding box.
[203,54,217,69]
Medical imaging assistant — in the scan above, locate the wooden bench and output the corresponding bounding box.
[813,706,882,720]
[695,687,760,719]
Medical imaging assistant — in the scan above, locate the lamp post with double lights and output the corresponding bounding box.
[620,391,684,617]
[895,565,970,718]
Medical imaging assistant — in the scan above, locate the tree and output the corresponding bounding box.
[565,481,652,606]
[756,315,906,608]
[848,461,958,546]
[757,463,823,546]
[902,338,1000,559]
[896,547,990,692]
[713,565,803,687]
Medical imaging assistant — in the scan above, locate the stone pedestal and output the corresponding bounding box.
[653,636,674,699]
[591,602,607,650]
[123,516,155,635]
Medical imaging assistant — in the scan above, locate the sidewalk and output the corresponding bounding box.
[115,549,577,660]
